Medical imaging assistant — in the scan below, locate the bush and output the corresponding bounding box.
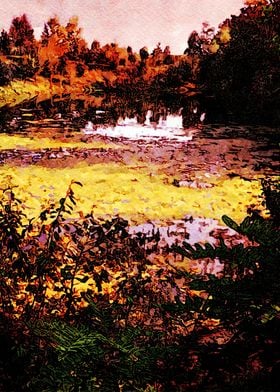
[0,61,13,86]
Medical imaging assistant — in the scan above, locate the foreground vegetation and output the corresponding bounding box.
[0,178,279,391]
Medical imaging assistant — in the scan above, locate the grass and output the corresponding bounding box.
[0,77,62,108]
[0,133,122,150]
[0,72,110,109]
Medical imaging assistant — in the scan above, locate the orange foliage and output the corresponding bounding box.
[38,16,86,70]
[39,33,67,66]
[245,0,268,5]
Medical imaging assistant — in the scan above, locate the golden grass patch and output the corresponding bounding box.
[0,134,121,150]
[0,162,264,224]
[0,77,60,108]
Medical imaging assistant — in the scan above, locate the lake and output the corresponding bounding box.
[0,96,279,273]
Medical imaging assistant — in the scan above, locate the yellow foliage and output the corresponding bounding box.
[207,40,220,54]
[0,161,264,225]
[219,25,231,44]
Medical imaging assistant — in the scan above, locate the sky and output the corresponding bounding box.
[0,0,245,54]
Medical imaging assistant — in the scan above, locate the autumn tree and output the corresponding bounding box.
[64,16,87,61]
[38,16,87,83]
[8,14,38,78]
[9,14,36,56]
[38,17,65,80]
[102,43,120,70]
[163,45,174,65]
[40,23,50,47]
[151,42,163,66]
[83,40,106,69]
[184,30,200,55]
[139,46,149,63]
[138,46,149,73]
[215,19,231,46]
[245,0,268,5]
[182,22,217,83]
[127,46,136,64]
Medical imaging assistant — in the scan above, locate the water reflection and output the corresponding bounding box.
[1,93,278,147]
[82,112,194,141]
[0,92,278,181]
[1,93,204,134]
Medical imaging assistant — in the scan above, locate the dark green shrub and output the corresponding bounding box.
[0,60,13,85]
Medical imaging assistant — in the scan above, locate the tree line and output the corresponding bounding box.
[0,0,279,125]
[0,14,186,84]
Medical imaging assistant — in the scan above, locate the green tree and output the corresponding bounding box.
[127,46,136,64]
[40,23,50,47]
[0,61,13,85]
[0,30,11,55]
[139,46,149,63]
[184,23,216,56]
[200,0,280,124]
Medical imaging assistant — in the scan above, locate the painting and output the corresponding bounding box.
[0,1,279,390]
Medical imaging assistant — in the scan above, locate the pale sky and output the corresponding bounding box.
[0,0,244,53]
